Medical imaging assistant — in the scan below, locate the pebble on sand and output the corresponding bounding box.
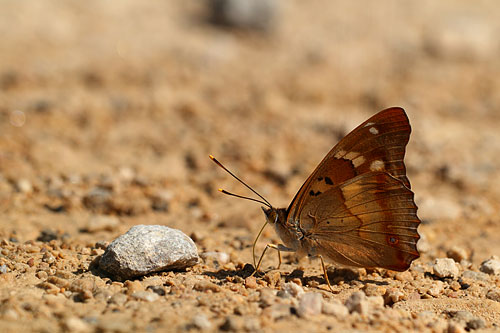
[99,225,199,280]
[480,257,500,275]
[432,258,459,278]
[297,292,323,318]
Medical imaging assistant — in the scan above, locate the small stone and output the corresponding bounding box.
[200,251,230,265]
[447,321,466,333]
[16,178,33,193]
[219,316,243,331]
[432,258,459,278]
[345,291,383,315]
[0,264,8,274]
[267,304,291,320]
[209,0,278,31]
[486,289,500,302]
[264,271,281,288]
[449,281,461,291]
[70,279,95,300]
[462,270,489,281]
[384,288,405,305]
[108,293,128,306]
[451,310,474,323]
[362,283,386,296]
[191,314,212,330]
[322,300,349,317]
[37,229,59,243]
[480,257,500,275]
[194,280,221,292]
[64,316,90,332]
[243,317,261,331]
[131,291,159,302]
[83,187,113,212]
[83,215,120,233]
[150,190,172,212]
[244,276,257,289]
[47,276,70,289]
[283,282,304,298]
[466,318,486,330]
[99,225,199,280]
[147,285,166,296]
[394,271,413,282]
[36,271,48,280]
[124,280,144,294]
[297,292,323,318]
[95,240,109,250]
[447,246,469,262]
[428,281,444,297]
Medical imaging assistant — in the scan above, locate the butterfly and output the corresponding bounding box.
[210,107,421,292]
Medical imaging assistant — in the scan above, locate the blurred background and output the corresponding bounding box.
[0,0,499,262]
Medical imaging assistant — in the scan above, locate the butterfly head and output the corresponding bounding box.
[262,206,279,225]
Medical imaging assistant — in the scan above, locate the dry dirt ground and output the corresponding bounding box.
[1,1,500,332]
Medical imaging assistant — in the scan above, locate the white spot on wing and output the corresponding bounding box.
[345,151,360,160]
[352,155,365,167]
[370,160,385,171]
[369,127,379,135]
[334,150,346,158]
[364,122,375,127]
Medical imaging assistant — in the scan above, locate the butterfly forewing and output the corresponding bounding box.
[287,107,412,222]
[298,172,420,271]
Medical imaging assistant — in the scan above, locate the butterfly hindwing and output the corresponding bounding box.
[287,107,412,222]
[298,172,420,271]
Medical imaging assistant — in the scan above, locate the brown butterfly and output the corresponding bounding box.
[210,107,420,292]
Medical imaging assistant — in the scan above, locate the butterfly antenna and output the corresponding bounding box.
[209,155,272,208]
[218,189,270,207]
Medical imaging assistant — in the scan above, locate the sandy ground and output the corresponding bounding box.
[1,1,500,332]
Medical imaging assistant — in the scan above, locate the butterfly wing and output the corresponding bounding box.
[298,172,420,271]
[287,107,412,222]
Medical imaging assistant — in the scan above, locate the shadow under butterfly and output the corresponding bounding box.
[210,107,421,292]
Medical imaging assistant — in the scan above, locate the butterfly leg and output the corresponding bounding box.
[252,244,294,276]
[319,255,335,293]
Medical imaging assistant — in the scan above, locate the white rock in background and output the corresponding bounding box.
[99,225,199,280]
[322,299,349,317]
[297,292,323,318]
[200,251,230,265]
[283,282,304,298]
[345,291,384,315]
[432,258,459,278]
[480,257,500,275]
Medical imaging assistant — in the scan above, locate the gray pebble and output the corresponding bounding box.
[99,225,199,280]
[467,318,486,330]
[191,314,212,330]
[480,257,500,275]
[462,270,489,281]
[209,0,278,31]
[131,291,159,302]
[0,264,8,274]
